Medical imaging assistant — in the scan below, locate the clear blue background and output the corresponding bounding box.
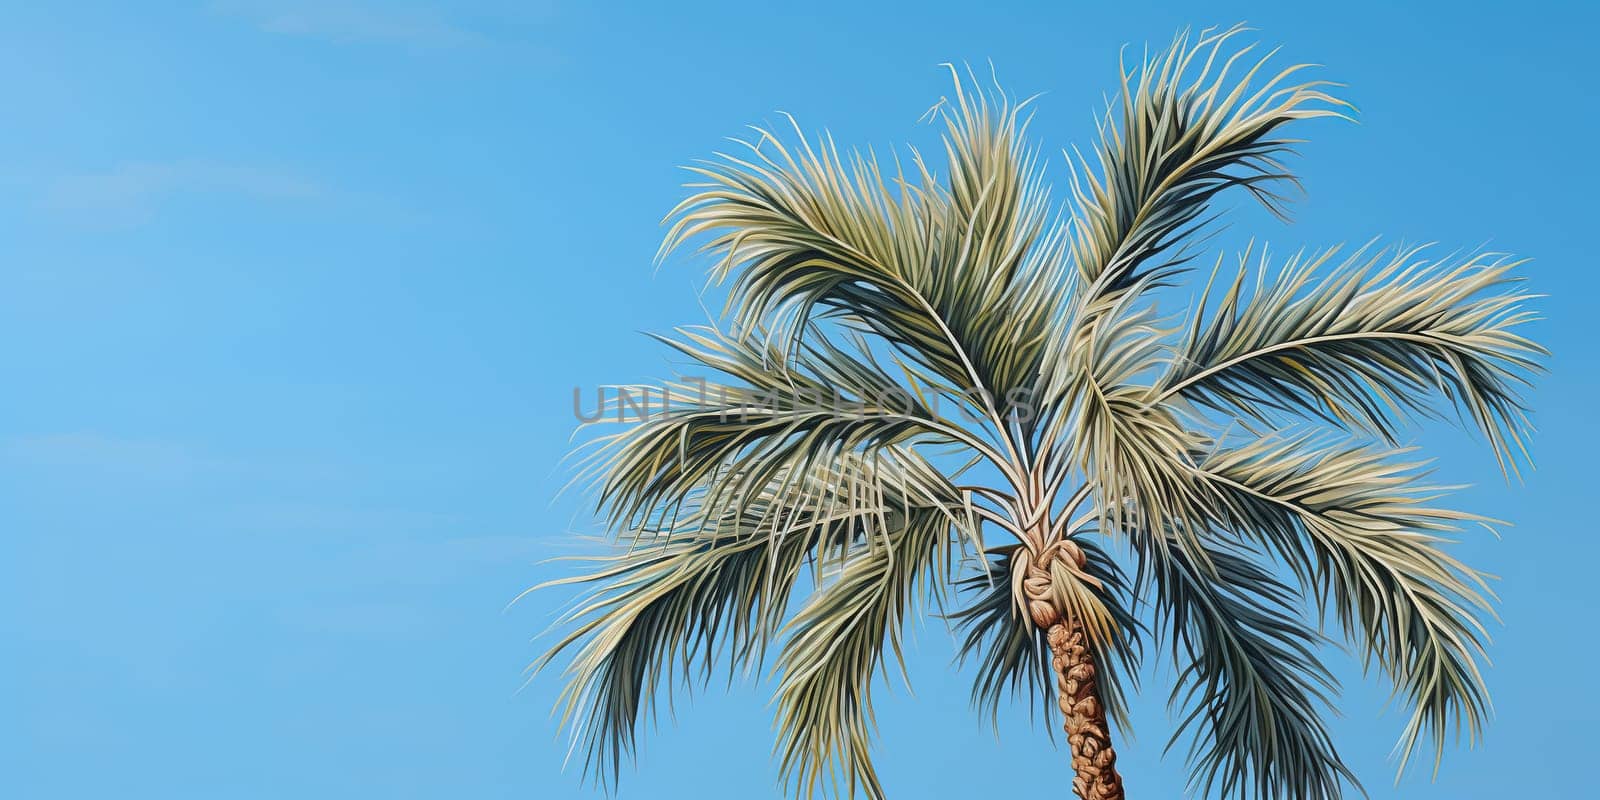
[4,2,1595,798]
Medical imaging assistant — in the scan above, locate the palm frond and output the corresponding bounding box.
[773,503,956,799]
[1199,433,1497,775]
[1044,24,1347,556]
[582,326,984,538]
[1157,243,1545,474]
[540,451,970,786]
[661,68,1076,425]
[949,545,1053,727]
[1146,528,1354,800]
[923,68,1077,401]
[1066,24,1347,297]
[1055,294,1214,553]
[661,119,962,384]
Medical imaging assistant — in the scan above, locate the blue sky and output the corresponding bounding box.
[4,2,1596,798]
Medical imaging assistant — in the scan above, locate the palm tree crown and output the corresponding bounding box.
[536,26,1544,800]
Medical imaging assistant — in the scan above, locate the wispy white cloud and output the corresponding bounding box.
[41,159,322,226]
[213,1,484,48]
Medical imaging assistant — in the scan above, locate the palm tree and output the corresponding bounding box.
[535,26,1543,800]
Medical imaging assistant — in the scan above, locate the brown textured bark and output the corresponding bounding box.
[1023,543,1126,800]
[1048,618,1124,800]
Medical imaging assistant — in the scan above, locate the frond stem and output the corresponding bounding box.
[1149,330,1450,407]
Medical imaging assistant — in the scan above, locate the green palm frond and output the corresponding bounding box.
[923,68,1077,401]
[1145,527,1354,800]
[660,117,961,381]
[774,501,958,800]
[541,450,971,786]
[1157,244,1545,473]
[1047,24,1347,554]
[583,326,986,537]
[1065,24,1347,298]
[1060,296,1214,550]
[1199,433,1497,774]
[661,67,1075,431]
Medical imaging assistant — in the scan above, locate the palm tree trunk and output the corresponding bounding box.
[1047,615,1125,800]
[1025,542,1126,800]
